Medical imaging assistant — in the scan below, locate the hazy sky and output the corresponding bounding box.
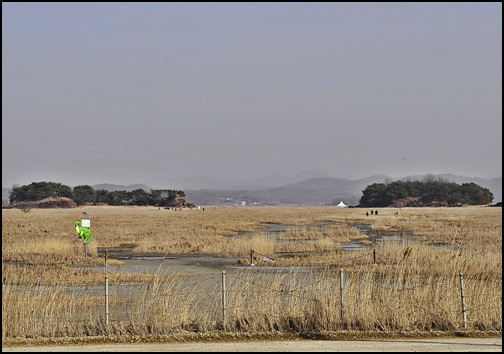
[2,2,502,187]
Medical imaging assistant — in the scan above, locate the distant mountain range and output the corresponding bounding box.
[2,172,501,206]
[144,169,336,191]
[90,183,153,192]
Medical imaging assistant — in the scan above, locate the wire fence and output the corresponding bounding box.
[3,255,501,339]
[90,263,497,333]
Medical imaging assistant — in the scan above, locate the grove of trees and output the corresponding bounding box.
[8,182,187,207]
[359,176,493,207]
[7,177,494,209]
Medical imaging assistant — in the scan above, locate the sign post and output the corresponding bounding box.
[75,212,92,257]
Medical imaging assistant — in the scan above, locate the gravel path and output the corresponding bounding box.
[3,337,501,352]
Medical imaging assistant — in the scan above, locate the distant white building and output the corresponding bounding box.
[336,201,347,208]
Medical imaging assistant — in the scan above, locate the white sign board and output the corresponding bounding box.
[81,219,91,228]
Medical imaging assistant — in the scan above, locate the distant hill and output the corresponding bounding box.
[144,169,333,191]
[186,175,389,206]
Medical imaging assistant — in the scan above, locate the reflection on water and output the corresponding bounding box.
[342,224,418,251]
[228,222,331,239]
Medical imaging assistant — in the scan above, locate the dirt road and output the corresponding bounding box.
[3,337,501,352]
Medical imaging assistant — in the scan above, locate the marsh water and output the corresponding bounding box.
[93,220,416,275]
[226,221,417,251]
[66,222,422,321]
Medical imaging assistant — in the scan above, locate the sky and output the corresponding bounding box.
[2,2,502,188]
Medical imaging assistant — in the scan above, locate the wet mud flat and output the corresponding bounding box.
[97,248,242,276]
[91,220,424,277]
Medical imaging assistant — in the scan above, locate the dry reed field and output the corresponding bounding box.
[2,205,502,343]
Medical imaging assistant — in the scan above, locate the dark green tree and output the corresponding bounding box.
[108,190,131,205]
[359,183,388,207]
[359,179,493,207]
[460,183,493,205]
[9,182,74,203]
[149,189,183,206]
[73,185,96,206]
[130,188,149,205]
[94,189,110,204]
[146,189,161,205]
[9,182,189,207]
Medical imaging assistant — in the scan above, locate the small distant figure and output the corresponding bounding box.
[202,207,205,212]
[366,211,369,217]
[370,210,374,215]
[375,210,378,216]
[395,211,399,215]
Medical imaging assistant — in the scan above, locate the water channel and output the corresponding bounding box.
[92,220,418,276]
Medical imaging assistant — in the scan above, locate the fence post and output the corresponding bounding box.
[373,249,376,264]
[222,270,226,328]
[339,268,344,320]
[459,272,467,329]
[84,242,88,258]
[250,249,254,266]
[105,249,108,268]
[105,275,109,325]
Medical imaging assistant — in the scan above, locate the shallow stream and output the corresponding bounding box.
[91,220,416,275]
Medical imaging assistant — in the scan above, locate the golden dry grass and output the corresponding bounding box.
[2,205,502,340]
[3,205,501,258]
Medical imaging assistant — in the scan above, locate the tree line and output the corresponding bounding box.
[8,182,186,207]
[359,176,493,207]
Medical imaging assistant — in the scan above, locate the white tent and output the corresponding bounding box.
[336,201,347,208]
